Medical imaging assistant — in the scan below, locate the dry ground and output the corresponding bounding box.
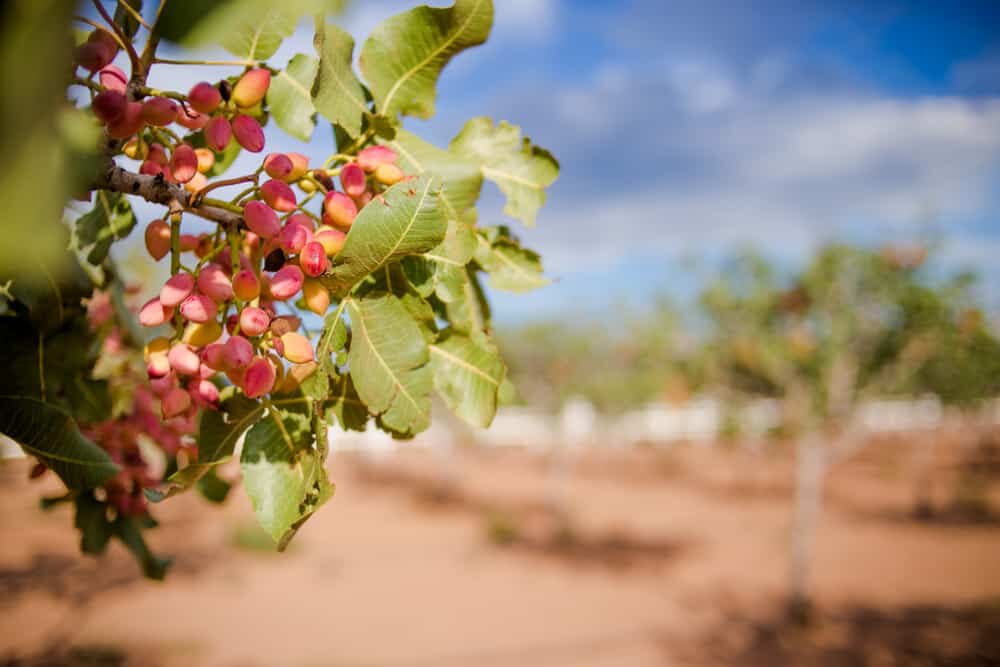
[1,437,999,666]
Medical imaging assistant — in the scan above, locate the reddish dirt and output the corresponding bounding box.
[1,439,999,666]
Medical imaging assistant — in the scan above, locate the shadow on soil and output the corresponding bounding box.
[669,601,1000,666]
[356,462,695,572]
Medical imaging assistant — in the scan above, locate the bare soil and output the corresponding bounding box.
[1,437,999,667]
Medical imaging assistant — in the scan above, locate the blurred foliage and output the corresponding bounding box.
[500,244,1000,419]
[0,0,97,287]
[498,296,709,414]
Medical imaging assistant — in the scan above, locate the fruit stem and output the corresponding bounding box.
[169,211,181,275]
[197,197,245,215]
[228,225,241,274]
[229,186,257,205]
[169,210,183,338]
[323,153,356,168]
[138,87,189,103]
[198,174,257,199]
[72,76,103,93]
[153,57,256,67]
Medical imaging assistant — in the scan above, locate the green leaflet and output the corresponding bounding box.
[387,129,483,218]
[76,191,137,265]
[240,409,334,549]
[162,393,262,496]
[221,8,297,60]
[360,0,493,120]
[345,293,432,435]
[320,175,447,296]
[442,266,491,337]
[313,22,368,137]
[474,226,549,293]
[302,302,348,401]
[0,396,119,490]
[159,1,346,54]
[430,331,505,427]
[326,375,370,432]
[267,53,319,141]
[450,117,559,227]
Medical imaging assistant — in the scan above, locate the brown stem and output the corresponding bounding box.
[191,174,258,206]
[94,161,242,228]
[91,0,141,72]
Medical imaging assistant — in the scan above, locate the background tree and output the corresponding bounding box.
[0,0,558,577]
[700,242,1000,621]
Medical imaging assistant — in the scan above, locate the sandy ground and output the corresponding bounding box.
[1,439,999,666]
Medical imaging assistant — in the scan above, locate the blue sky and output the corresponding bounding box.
[116,0,1000,323]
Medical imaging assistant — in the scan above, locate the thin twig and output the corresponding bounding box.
[153,57,255,67]
[91,0,141,71]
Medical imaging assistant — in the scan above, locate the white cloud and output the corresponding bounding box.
[520,59,1000,281]
[664,60,739,113]
[494,0,558,40]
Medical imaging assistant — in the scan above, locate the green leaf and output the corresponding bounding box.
[113,515,171,580]
[164,393,262,495]
[387,129,483,219]
[359,0,493,120]
[302,301,348,401]
[0,396,119,490]
[0,310,110,423]
[498,376,521,406]
[406,210,479,302]
[345,293,432,435]
[474,226,548,293]
[430,331,505,427]
[113,0,143,40]
[74,493,113,554]
[443,266,491,336]
[159,0,346,51]
[240,410,334,548]
[196,469,232,504]
[222,8,297,61]
[320,175,447,296]
[326,375,369,431]
[267,53,318,141]
[451,117,559,227]
[313,22,367,138]
[76,191,137,265]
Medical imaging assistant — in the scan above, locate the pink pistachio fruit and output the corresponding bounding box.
[340,162,367,197]
[188,82,222,114]
[260,179,296,212]
[268,265,304,301]
[243,200,281,238]
[205,116,232,151]
[179,294,217,323]
[232,69,270,108]
[167,343,201,375]
[160,272,195,307]
[231,269,261,301]
[232,114,265,153]
[242,357,276,398]
[356,145,398,172]
[138,297,173,327]
[239,306,271,337]
[197,264,234,302]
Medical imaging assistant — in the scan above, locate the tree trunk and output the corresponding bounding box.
[910,431,937,520]
[788,434,826,624]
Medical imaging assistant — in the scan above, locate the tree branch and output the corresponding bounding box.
[94,162,242,227]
